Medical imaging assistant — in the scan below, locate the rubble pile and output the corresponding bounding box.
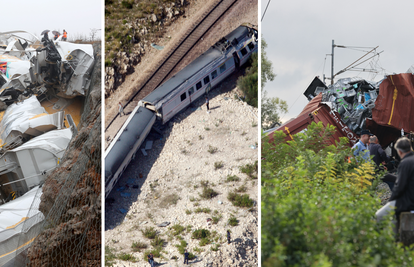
[306,77,382,135]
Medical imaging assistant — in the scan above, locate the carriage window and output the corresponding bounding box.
[203,76,210,84]
[188,87,194,95]
[248,42,255,50]
[196,81,202,90]
[180,92,187,101]
[219,64,226,73]
[240,47,248,56]
[211,70,218,79]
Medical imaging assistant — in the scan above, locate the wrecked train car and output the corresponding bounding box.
[0,30,94,104]
[268,72,414,149]
[266,93,359,147]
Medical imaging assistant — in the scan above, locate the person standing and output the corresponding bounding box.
[376,137,414,231]
[118,102,125,117]
[205,96,210,113]
[54,32,59,40]
[227,230,231,244]
[184,249,189,265]
[368,135,390,167]
[147,252,155,267]
[352,129,372,162]
[63,30,67,41]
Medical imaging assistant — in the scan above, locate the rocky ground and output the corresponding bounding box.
[105,71,258,266]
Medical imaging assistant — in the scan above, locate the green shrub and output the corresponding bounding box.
[199,237,211,246]
[118,252,136,261]
[141,227,157,239]
[226,175,240,182]
[131,241,147,252]
[121,0,133,9]
[194,207,211,213]
[235,185,247,193]
[214,161,224,170]
[150,236,164,248]
[105,246,116,266]
[227,192,254,208]
[240,161,258,179]
[208,145,218,154]
[199,187,218,199]
[175,240,187,254]
[261,122,412,266]
[171,224,185,236]
[210,244,220,251]
[228,215,238,226]
[192,229,210,239]
[212,215,222,224]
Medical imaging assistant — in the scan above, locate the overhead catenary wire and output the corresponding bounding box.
[261,0,272,21]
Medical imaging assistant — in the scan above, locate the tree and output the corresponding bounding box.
[261,37,275,88]
[261,90,288,130]
[260,36,287,130]
[237,52,258,107]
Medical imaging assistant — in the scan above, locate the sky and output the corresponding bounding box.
[261,0,414,123]
[1,0,102,42]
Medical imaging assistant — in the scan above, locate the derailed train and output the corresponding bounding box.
[105,25,258,198]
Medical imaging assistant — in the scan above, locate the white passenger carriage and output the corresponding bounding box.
[139,26,258,124]
[105,26,257,198]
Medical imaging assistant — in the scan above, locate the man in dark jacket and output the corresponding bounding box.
[376,137,414,231]
[368,135,390,167]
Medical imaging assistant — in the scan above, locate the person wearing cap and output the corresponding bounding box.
[352,129,372,162]
[376,137,414,232]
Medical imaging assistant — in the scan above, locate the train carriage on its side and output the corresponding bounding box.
[105,26,257,198]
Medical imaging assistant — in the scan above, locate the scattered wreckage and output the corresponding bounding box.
[266,69,414,154]
[0,30,94,105]
[0,30,96,266]
[0,30,95,203]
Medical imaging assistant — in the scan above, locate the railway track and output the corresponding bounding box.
[105,0,239,133]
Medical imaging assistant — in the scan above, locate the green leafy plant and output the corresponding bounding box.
[261,121,412,267]
[227,192,254,208]
[141,227,157,239]
[131,241,147,252]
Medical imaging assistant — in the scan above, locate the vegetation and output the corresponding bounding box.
[171,224,185,236]
[131,241,147,252]
[194,207,211,214]
[227,192,254,208]
[105,0,185,67]
[150,236,164,248]
[199,186,219,199]
[214,161,224,170]
[237,52,258,107]
[192,229,210,239]
[118,253,136,261]
[208,145,218,154]
[261,121,414,266]
[212,214,222,224]
[105,246,116,266]
[228,215,238,226]
[240,161,258,179]
[262,90,288,130]
[141,227,157,239]
[226,175,240,182]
